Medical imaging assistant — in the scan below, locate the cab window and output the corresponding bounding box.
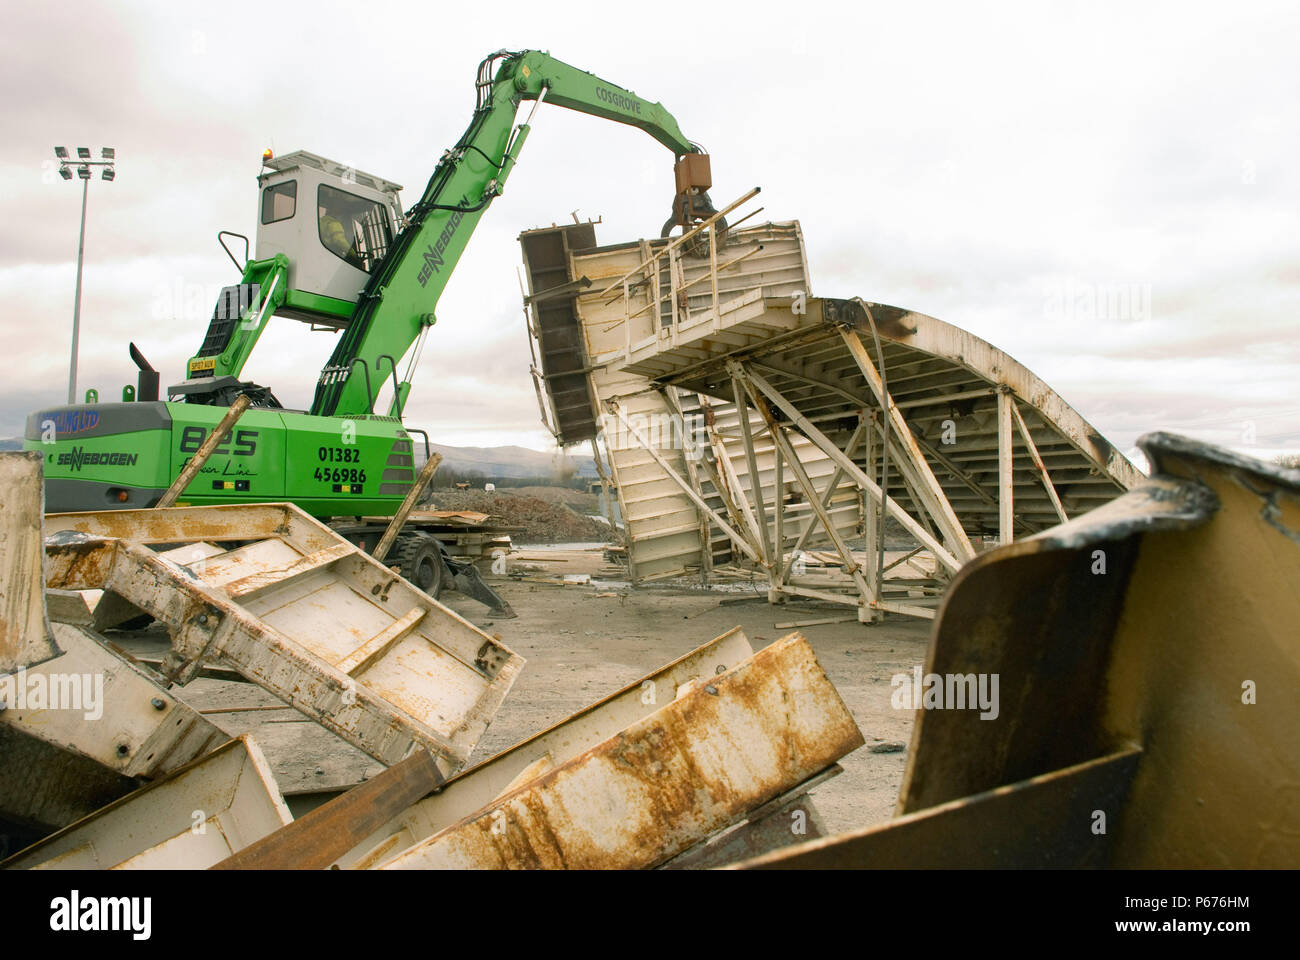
[317,183,393,273]
[261,180,296,224]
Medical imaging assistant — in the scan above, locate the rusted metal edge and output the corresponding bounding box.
[45,502,333,552]
[732,745,1143,869]
[1141,430,1300,491]
[1019,473,1219,552]
[332,626,756,869]
[935,468,1218,584]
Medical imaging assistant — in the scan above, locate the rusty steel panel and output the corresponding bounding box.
[338,626,756,868]
[736,748,1141,869]
[42,505,523,774]
[43,503,342,555]
[380,633,863,870]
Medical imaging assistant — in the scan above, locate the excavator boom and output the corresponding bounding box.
[311,49,713,418]
[27,48,719,546]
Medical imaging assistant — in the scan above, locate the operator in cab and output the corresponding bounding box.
[319,199,367,271]
[319,207,352,260]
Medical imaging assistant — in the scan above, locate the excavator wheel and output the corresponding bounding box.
[392,532,445,599]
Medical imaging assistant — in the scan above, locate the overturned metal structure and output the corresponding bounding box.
[736,433,1300,868]
[522,202,1139,617]
[42,503,523,773]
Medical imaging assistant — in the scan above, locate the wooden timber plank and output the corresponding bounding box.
[212,748,444,870]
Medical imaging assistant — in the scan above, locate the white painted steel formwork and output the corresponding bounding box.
[523,219,862,582]
[523,202,1137,618]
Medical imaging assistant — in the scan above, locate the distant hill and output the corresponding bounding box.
[425,442,596,480]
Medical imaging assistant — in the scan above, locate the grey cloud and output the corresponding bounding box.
[3,2,1297,460]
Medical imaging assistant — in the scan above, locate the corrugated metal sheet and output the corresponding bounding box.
[335,626,757,868]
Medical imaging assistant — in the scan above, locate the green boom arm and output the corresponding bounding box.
[309,49,700,418]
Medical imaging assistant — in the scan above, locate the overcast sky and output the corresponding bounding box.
[4,1,1296,466]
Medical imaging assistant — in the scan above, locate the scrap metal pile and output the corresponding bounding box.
[0,451,861,869]
[2,426,1296,869]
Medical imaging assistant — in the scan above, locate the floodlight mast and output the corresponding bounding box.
[54,146,116,404]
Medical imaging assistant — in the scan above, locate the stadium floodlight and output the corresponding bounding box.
[55,146,117,403]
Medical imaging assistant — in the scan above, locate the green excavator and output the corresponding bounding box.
[25,49,721,603]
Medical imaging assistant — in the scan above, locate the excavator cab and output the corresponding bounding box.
[170,151,406,406]
[255,150,405,328]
